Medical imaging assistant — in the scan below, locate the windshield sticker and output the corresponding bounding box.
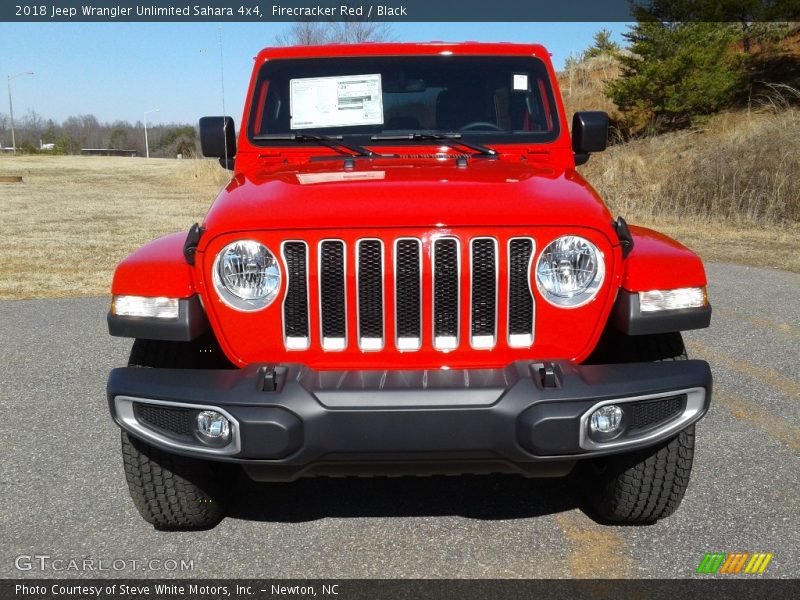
[297,171,386,185]
[513,73,529,91]
[290,74,384,130]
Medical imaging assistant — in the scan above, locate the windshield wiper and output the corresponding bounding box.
[253,133,376,157]
[370,132,498,157]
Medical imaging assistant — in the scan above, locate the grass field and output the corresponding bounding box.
[0,155,228,299]
[0,153,797,300]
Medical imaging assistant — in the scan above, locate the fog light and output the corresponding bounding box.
[590,405,623,434]
[195,410,231,446]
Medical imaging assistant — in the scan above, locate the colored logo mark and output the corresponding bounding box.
[696,552,773,574]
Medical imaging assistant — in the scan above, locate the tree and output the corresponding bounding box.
[583,28,621,59]
[42,120,58,144]
[274,22,328,46]
[109,128,129,149]
[326,21,394,44]
[274,20,393,46]
[53,133,80,155]
[606,21,747,130]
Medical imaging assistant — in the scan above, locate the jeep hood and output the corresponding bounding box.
[202,158,614,237]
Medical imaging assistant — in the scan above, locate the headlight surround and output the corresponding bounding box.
[212,240,281,311]
[535,235,604,307]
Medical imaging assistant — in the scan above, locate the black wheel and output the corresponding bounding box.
[121,337,236,530]
[581,425,695,523]
[121,431,235,530]
[580,332,695,523]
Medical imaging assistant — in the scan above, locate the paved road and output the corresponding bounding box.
[1,263,798,579]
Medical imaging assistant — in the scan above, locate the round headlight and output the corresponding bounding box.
[212,240,280,311]
[536,235,604,307]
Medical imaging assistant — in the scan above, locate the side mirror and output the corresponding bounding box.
[572,111,609,166]
[200,116,236,170]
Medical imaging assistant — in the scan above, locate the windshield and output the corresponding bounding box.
[247,55,560,147]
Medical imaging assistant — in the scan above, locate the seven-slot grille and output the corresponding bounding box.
[281,236,535,352]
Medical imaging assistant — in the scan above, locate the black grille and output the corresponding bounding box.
[320,241,346,339]
[433,238,459,339]
[395,239,421,339]
[134,403,193,438]
[282,242,309,338]
[470,238,497,338]
[628,395,685,431]
[357,240,384,340]
[283,234,540,352]
[508,238,534,336]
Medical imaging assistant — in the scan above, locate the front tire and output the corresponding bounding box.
[120,338,235,529]
[121,431,235,530]
[581,425,695,523]
[580,332,696,523]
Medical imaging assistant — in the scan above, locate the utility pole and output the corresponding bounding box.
[143,107,159,158]
[7,71,34,153]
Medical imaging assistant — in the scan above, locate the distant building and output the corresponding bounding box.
[80,148,138,157]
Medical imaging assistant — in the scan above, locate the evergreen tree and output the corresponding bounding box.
[584,29,621,59]
[607,21,746,130]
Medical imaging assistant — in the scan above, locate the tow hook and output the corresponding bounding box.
[532,362,562,389]
[259,366,278,392]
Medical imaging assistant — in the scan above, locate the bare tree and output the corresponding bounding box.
[327,21,394,43]
[274,20,393,46]
[274,22,328,46]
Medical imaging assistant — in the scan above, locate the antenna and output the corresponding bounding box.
[218,27,228,167]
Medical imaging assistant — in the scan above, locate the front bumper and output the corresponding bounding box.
[107,360,711,481]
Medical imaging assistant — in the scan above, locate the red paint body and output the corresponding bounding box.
[111,42,707,370]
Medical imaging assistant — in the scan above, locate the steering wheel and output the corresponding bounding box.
[459,121,504,132]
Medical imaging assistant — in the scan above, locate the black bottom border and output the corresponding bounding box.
[4,579,799,600]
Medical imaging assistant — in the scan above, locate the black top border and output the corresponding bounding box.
[4,0,800,22]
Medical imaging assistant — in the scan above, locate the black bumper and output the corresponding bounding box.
[107,360,712,481]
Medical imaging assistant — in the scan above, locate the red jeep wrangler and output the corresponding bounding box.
[107,42,712,530]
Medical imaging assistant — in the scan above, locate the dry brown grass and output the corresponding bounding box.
[0,133,797,301]
[559,54,623,123]
[0,156,230,299]
[578,107,800,272]
[580,107,800,224]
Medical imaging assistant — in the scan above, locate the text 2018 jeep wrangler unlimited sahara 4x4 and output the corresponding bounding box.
[107,42,712,530]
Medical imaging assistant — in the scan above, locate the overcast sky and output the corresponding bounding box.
[2,22,628,125]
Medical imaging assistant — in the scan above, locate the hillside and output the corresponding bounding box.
[579,106,800,272]
[559,35,800,272]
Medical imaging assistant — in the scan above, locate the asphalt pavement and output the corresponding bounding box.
[1,262,797,579]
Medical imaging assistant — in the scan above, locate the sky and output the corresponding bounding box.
[1,22,628,126]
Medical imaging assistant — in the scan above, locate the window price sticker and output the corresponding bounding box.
[290,74,384,129]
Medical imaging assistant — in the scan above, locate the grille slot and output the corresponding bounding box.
[508,238,535,347]
[357,240,384,350]
[395,238,422,351]
[282,241,310,349]
[319,240,347,350]
[628,395,686,431]
[433,238,460,350]
[134,403,194,439]
[470,238,497,349]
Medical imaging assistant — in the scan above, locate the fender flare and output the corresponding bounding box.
[109,232,209,341]
[612,226,711,335]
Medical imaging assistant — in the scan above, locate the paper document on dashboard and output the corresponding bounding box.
[290,74,384,129]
